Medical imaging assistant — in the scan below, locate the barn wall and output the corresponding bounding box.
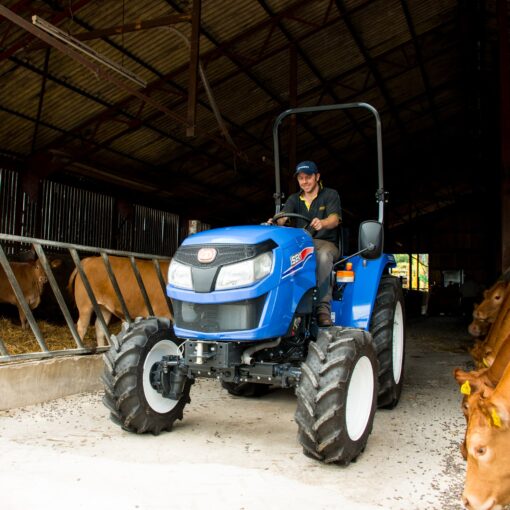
[388,196,498,288]
[0,168,180,256]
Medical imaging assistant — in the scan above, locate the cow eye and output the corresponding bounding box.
[475,446,487,456]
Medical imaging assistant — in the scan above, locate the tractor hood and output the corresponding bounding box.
[167,224,317,340]
[181,225,308,247]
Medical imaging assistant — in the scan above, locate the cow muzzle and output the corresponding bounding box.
[462,494,501,510]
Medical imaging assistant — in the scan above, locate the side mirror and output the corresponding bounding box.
[358,220,383,259]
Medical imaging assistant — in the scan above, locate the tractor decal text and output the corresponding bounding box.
[282,247,314,278]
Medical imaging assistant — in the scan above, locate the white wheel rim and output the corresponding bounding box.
[345,356,374,441]
[143,339,181,414]
[392,301,404,384]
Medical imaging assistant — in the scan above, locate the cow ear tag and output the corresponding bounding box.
[461,381,471,395]
[490,408,502,428]
[482,358,489,368]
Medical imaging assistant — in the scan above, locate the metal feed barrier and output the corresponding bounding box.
[0,233,172,363]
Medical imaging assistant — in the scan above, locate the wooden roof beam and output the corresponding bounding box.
[30,47,50,154]
[159,30,458,182]
[186,0,201,137]
[0,0,94,62]
[6,55,256,189]
[0,5,242,157]
[0,104,164,168]
[26,14,192,50]
[163,0,346,164]
[32,12,271,158]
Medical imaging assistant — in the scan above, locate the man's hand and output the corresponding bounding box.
[310,215,340,231]
[266,217,287,226]
[310,217,324,231]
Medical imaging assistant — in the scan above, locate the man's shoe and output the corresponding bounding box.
[317,312,333,327]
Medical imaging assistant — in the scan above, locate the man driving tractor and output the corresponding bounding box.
[271,160,342,327]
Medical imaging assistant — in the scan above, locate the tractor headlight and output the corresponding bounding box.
[215,252,273,290]
[167,260,193,290]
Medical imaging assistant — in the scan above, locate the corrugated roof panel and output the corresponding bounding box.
[201,0,267,46]
[407,0,458,36]
[198,70,277,125]
[0,109,34,154]
[298,21,365,82]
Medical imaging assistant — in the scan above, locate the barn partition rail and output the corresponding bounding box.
[0,233,172,363]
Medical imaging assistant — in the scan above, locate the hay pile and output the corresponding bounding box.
[0,317,119,356]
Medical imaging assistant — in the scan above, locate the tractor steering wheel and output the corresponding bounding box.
[271,212,315,236]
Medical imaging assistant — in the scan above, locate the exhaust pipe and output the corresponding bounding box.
[241,337,281,365]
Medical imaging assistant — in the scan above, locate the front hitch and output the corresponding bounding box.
[150,355,189,401]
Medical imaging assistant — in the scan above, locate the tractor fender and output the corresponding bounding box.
[332,253,396,330]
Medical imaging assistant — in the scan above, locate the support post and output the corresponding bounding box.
[498,0,510,270]
[186,0,202,137]
[288,44,297,177]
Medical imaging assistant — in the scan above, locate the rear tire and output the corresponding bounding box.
[295,327,378,465]
[102,317,192,434]
[221,381,272,397]
[370,275,406,409]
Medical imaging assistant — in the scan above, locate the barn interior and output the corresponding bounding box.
[3,4,510,508]
[0,0,509,299]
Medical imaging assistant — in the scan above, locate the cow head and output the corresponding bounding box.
[468,318,491,338]
[473,282,508,322]
[32,260,48,285]
[454,368,496,459]
[469,341,494,369]
[462,395,510,510]
[31,258,62,286]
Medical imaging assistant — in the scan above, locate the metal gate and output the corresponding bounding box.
[0,233,173,363]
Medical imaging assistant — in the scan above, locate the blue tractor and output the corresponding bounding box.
[103,103,406,465]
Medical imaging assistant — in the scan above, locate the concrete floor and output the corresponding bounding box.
[0,316,474,510]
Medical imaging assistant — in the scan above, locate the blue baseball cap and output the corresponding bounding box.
[294,160,318,175]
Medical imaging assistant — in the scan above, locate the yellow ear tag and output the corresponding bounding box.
[461,381,471,395]
[491,408,502,428]
[483,358,489,368]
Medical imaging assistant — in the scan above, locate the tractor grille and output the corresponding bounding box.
[172,295,267,333]
[174,240,276,268]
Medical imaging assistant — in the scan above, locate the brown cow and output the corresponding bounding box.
[68,256,171,346]
[473,281,508,323]
[0,258,60,329]
[461,363,510,509]
[482,291,510,365]
[468,283,507,359]
[454,334,510,458]
[469,285,510,368]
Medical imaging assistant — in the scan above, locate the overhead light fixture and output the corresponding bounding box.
[31,15,147,88]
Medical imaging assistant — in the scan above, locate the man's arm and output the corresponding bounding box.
[269,194,296,225]
[309,214,339,231]
[310,189,341,231]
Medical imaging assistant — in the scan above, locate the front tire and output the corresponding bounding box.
[370,275,406,408]
[102,317,192,434]
[295,327,378,465]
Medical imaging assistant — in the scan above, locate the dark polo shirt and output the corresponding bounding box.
[282,185,342,244]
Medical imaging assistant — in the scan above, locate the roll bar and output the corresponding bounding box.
[272,102,385,223]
